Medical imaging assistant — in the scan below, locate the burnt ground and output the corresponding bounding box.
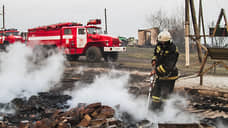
[55,53,228,127]
[52,55,228,127]
[0,47,228,127]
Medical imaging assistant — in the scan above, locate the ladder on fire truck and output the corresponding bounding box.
[28,22,82,31]
[198,8,228,85]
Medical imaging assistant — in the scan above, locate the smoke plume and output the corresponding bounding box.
[0,43,65,103]
[66,70,199,123]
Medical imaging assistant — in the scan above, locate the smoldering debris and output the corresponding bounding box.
[0,98,124,128]
[1,94,213,128]
[0,81,225,128]
[180,87,228,128]
[0,92,71,125]
[201,117,228,128]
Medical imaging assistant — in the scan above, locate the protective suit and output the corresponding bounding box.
[150,30,179,111]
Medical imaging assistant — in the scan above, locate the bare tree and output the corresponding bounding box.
[147,10,168,29]
[147,9,185,52]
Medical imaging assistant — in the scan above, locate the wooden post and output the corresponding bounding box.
[189,0,203,63]
[185,0,190,66]
[213,62,216,74]
[198,0,201,34]
[200,75,203,85]
[199,50,208,85]
[198,0,207,46]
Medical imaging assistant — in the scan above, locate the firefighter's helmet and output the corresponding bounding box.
[157,30,172,42]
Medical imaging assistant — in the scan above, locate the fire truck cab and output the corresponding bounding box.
[27,20,126,62]
[0,29,23,48]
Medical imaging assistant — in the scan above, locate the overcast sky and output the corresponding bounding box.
[1,0,228,38]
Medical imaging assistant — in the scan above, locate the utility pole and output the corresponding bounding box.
[3,5,5,29]
[185,0,190,66]
[104,8,108,34]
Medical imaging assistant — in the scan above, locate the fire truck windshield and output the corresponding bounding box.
[5,32,19,36]
[87,27,103,34]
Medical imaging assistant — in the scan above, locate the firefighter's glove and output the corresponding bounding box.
[150,70,156,76]
[151,60,156,67]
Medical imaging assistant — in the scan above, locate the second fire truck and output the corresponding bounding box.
[0,29,23,48]
[26,19,126,62]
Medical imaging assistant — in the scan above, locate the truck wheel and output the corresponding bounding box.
[86,46,102,62]
[2,41,9,50]
[3,41,9,45]
[104,52,118,62]
[66,55,79,61]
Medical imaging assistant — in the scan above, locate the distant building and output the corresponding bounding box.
[127,37,137,47]
[138,28,159,47]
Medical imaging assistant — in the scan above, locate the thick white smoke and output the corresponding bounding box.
[65,71,148,119]
[66,70,199,123]
[0,43,65,103]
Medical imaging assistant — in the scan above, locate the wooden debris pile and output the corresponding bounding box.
[175,87,228,126]
[1,102,122,128]
[182,87,228,115]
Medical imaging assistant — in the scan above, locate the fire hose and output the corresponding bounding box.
[146,66,156,113]
[146,74,156,111]
[177,73,199,80]
[146,72,159,128]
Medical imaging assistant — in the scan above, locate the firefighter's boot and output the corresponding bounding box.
[150,96,162,112]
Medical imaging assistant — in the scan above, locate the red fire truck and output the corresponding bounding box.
[0,29,23,48]
[27,19,126,62]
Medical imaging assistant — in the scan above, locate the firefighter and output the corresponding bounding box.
[150,30,179,111]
